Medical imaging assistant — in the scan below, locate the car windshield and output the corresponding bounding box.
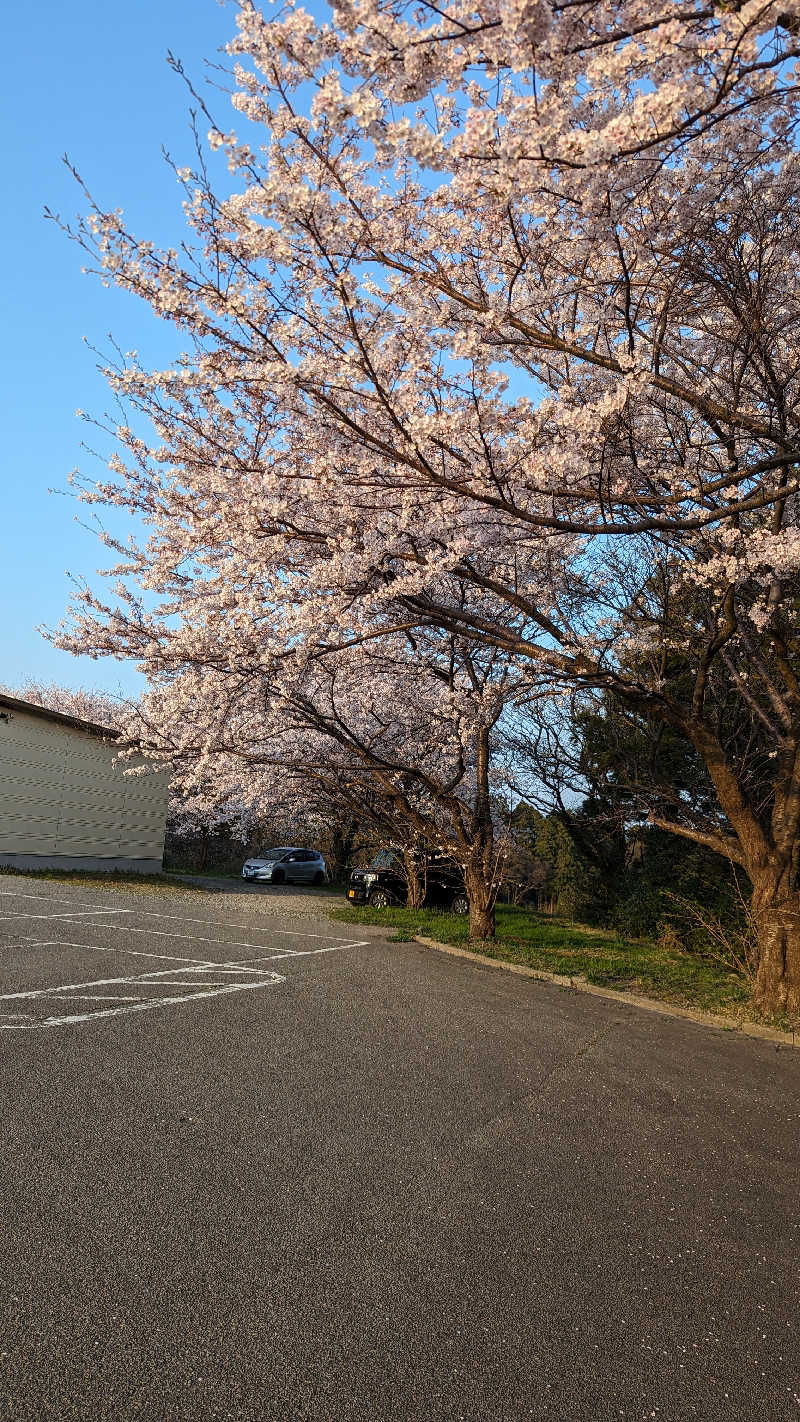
[369,849,399,870]
[256,848,291,859]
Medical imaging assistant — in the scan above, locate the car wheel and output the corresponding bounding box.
[368,889,392,909]
[312,871,325,886]
[450,891,470,916]
[271,869,286,885]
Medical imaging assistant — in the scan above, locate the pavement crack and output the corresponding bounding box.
[466,1022,617,1152]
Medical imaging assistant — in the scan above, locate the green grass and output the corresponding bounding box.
[164,867,244,880]
[0,865,348,895]
[0,865,214,894]
[165,868,348,892]
[331,902,754,1018]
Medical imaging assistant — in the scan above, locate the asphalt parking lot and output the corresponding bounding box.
[0,875,798,1421]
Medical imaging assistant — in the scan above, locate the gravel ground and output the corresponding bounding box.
[168,874,351,922]
[0,870,353,926]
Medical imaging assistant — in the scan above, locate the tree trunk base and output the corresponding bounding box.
[469,903,495,940]
[753,905,800,1019]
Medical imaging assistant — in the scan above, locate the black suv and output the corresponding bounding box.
[347,848,469,914]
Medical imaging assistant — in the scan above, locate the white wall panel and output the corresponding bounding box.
[0,707,170,866]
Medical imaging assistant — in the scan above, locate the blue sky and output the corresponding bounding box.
[1,1,245,698]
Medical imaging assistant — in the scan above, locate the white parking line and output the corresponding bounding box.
[8,941,225,967]
[0,978,286,1031]
[6,938,369,969]
[231,942,369,964]
[110,906,357,941]
[0,890,99,904]
[0,898,371,1031]
[8,923,302,957]
[0,890,356,941]
[0,957,286,1032]
[0,964,246,999]
[0,909,131,924]
[35,994,142,1002]
[54,922,303,955]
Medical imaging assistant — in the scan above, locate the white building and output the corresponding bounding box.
[0,693,170,874]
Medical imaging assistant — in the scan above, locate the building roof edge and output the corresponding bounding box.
[0,692,121,741]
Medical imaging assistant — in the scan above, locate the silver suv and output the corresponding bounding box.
[242,847,327,886]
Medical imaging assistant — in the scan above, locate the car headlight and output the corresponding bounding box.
[363,873,378,887]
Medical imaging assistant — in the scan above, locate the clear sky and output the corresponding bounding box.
[1,1,245,699]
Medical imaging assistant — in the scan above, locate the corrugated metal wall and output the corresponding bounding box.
[0,707,170,867]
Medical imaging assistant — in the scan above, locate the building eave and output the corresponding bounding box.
[0,692,120,741]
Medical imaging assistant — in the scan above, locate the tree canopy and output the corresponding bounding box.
[54,1,800,1011]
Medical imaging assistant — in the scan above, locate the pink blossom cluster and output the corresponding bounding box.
[49,4,800,961]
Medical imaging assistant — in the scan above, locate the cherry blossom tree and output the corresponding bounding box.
[131,630,517,935]
[1,678,124,730]
[54,1,800,1010]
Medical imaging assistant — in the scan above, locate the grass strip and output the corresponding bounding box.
[0,866,214,894]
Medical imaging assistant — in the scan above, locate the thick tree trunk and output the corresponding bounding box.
[677,723,800,1017]
[404,858,426,909]
[463,722,497,939]
[464,864,495,939]
[751,880,800,1017]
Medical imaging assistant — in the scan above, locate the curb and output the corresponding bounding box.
[412,935,799,1049]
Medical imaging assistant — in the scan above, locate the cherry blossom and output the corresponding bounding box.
[1,679,125,731]
[53,2,800,1010]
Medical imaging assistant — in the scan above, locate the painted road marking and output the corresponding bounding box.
[11,921,371,958]
[0,890,357,941]
[0,979,286,1031]
[0,922,369,1031]
[4,937,368,966]
[0,961,285,1031]
[0,891,107,904]
[6,941,226,966]
[103,906,359,940]
[0,883,372,1034]
[232,943,370,963]
[29,994,143,1002]
[0,963,266,998]
[0,909,132,924]
[50,922,304,954]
